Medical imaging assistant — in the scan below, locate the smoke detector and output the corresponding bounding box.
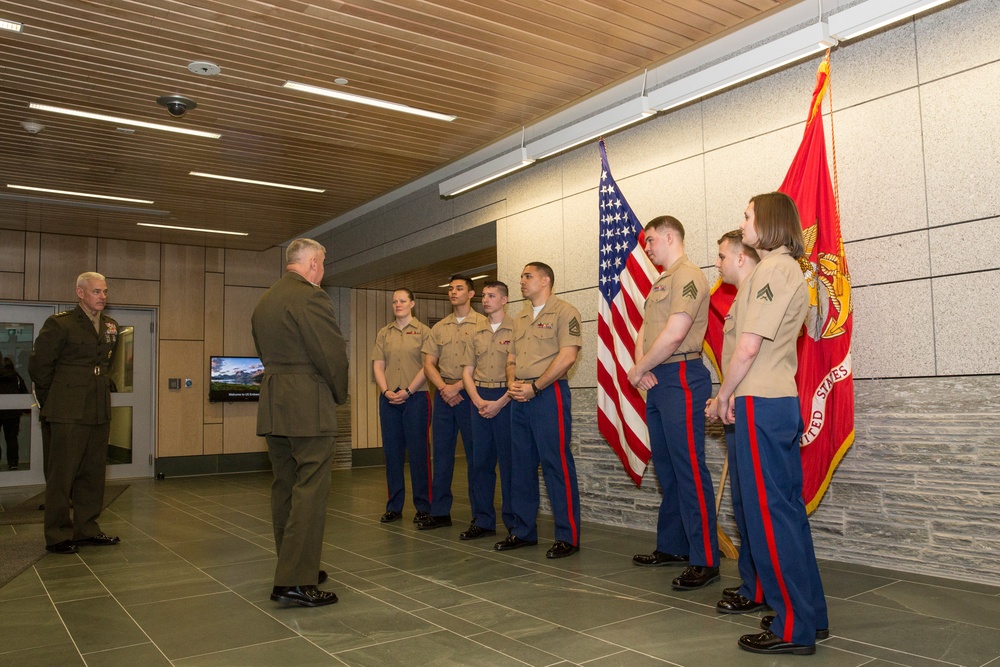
[21,121,44,135]
[188,61,221,76]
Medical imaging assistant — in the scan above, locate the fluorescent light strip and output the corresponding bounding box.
[29,103,222,139]
[7,184,153,204]
[828,0,952,41]
[470,274,489,281]
[137,222,248,236]
[283,81,457,122]
[0,18,23,32]
[440,147,534,197]
[189,172,325,193]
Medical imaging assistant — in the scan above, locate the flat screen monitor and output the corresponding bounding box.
[209,356,264,402]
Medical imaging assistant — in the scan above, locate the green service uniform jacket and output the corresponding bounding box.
[251,271,349,437]
[29,306,119,425]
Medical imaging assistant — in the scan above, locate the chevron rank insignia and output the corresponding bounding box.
[568,317,581,337]
[682,280,698,300]
[756,284,773,302]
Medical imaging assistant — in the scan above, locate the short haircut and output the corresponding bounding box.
[749,192,805,257]
[392,288,415,301]
[76,272,106,288]
[448,274,473,291]
[285,238,326,266]
[644,215,685,241]
[525,262,555,287]
[717,229,760,263]
[483,280,508,298]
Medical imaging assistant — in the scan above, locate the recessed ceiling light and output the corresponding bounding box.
[29,103,222,139]
[0,19,23,32]
[7,184,153,204]
[334,77,349,85]
[137,222,248,236]
[189,172,325,193]
[282,81,457,122]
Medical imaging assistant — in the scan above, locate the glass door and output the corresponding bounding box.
[0,303,155,487]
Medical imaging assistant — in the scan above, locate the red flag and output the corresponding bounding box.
[596,140,660,486]
[779,56,855,513]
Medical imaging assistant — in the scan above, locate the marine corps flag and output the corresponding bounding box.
[778,55,855,513]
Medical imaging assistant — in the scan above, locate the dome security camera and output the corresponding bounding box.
[156,95,198,118]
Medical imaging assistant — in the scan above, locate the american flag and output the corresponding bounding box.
[596,140,660,486]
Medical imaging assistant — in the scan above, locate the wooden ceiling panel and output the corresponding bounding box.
[0,0,791,254]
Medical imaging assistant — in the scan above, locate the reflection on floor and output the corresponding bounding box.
[1,464,999,666]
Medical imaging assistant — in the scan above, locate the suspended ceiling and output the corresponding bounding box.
[0,0,791,252]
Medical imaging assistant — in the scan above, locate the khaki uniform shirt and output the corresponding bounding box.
[372,319,433,392]
[643,254,709,359]
[422,310,486,381]
[462,315,515,383]
[722,247,807,398]
[510,296,583,380]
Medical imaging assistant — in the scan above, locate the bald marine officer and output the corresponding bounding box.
[253,238,349,608]
[495,262,583,559]
[30,272,121,555]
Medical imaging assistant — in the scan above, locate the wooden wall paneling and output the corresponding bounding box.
[224,247,282,287]
[223,286,265,355]
[38,234,98,302]
[98,239,161,281]
[204,423,223,455]
[108,278,159,306]
[204,272,224,424]
[222,402,266,453]
[158,340,205,457]
[23,233,39,300]
[205,247,224,273]
[0,230,25,272]
[159,244,205,340]
[0,273,24,300]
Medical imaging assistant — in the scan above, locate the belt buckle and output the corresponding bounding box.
[93,366,100,376]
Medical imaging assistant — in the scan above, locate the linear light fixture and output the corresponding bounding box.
[137,222,248,236]
[0,18,23,32]
[29,103,222,139]
[283,81,457,122]
[528,95,655,161]
[7,184,153,204]
[648,22,835,113]
[0,192,169,215]
[828,0,952,41]
[439,147,534,197]
[189,172,325,193]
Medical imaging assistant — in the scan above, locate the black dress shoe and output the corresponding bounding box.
[459,524,496,540]
[493,534,538,551]
[738,630,815,655]
[760,615,829,640]
[416,515,452,530]
[632,551,688,567]
[73,533,120,547]
[722,585,741,599]
[380,511,402,523]
[413,511,431,523]
[270,585,338,607]
[716,594,768,614]
[45,540,79,555]
[546,541,579,559]
[318,570,328,585]
[671,565,720,590]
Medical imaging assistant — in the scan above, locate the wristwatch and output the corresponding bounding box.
[531,381,542,396]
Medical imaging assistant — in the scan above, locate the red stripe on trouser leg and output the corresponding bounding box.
[425,392,433,503]
[679,362,714,567]
[554,382,578,545]
[746,397,795,642]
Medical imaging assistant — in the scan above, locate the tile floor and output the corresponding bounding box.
[1,464,1000,666]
